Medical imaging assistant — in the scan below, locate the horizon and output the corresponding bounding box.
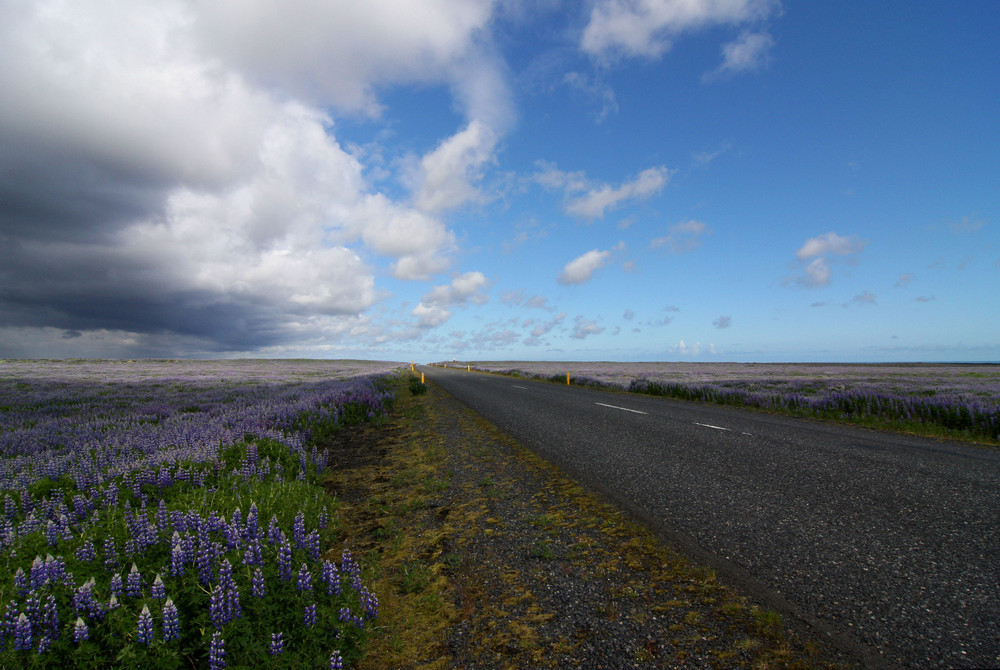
[1,1,997,363]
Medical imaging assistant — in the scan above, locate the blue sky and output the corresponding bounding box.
[0,1,997,362]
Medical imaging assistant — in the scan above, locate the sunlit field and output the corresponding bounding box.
[0,359,402,668]
[442,361,1000,443]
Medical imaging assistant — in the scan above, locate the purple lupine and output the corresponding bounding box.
[157,499,170,535]
[329,650,344,670]
[318,505,329,530]
[267,515,282,545]
[14,567,28,596]
[338,606,363,629]
[209,631,226,670]
[360,586,379,620]
[243,535,262,566]
[126,564,143,597]
[292,511,306,549]
[209,584,225,630]
[36,634,52,653]
[14,612,31,651]
[72,580,96,615]
[269,631,284,655]
[76,539,96,563]
[162,598,180,641]
[277,538,292,581]
[296,563,312,592]
[103,538,118,572]
[110,573,123,598]
[45,519,59,546]
[304,603,317,628]
[41,594,58,640]
[245,502,259,541]
[251,567,266,598]
[30,555,47,590]
[151,573,165,599]
[137,604,154,645]
[171,542,185,576]
[305,530,320,560]
[73,617,89,643]
[322,559,341,596]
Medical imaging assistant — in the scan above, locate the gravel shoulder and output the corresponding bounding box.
[323,378,853,669]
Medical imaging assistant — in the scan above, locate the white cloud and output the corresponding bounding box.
[896,272,915,288]
[531,312,567,337]
[581,0,780,61]
[704,30,774,80]
[796,232,866,260]
[713,315,732,329]
[852,291,877,306]
[571,316,604,339]
[558,248,615,285]
[413,271,491,327]
[786,232,866,288]
[565,166,672,219]
[413,119,499,213]
[0,0,507,354]
[651,220,711,253]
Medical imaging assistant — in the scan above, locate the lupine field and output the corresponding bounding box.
[441,361,1000,443]
[0,359,403,668]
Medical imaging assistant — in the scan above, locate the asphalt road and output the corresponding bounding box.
[422,365,1000,669]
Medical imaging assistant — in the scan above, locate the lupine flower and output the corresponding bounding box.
[318,505,329,530]
[209,584,225,629]
[151,573,165,599]
[73,617,89,643]
[296,563,312,592]
[329,650,343,669]
[245,502,259,540]
[292,511,306,549]
[110,572,123,597]
[209,631,226,670]
[14,567,28,596]
[76,539,96,563]
[277,538,292,581]
[14,612,31,651]
[243,536,262,566]
[171,542,186,576]
[251,567,266,597]
[36,634,52,653]
[269,632,284,655]
[162,598,180,642]
[267,515,282,545]
[304,603,317,628]
[137,604,154,645]
[126,563,143,597]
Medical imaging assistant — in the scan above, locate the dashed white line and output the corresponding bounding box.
[512,385,528,390]
[694,422,731,431]
[595,402,648,415]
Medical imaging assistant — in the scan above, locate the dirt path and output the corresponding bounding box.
[323,379,853,669]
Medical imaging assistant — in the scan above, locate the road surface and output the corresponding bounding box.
[422,365,1000,669]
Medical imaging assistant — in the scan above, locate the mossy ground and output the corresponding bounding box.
[323,376,851,669]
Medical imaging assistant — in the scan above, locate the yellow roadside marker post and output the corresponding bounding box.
[421,373,425,384]
[567,372,570,385]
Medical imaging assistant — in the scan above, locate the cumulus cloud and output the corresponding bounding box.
[565,166,672,219]
[530,312,567,338]
[713,315,732,329]
[412,272,491,328]
[704,30,774,81]
[571,316,604,339]
[785,232,866,288]
[0,0,508,354]
[558,244,626,285]
[651,220,711,253]
[581,0,780,61]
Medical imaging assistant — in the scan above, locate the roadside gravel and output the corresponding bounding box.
[325,379,852,669]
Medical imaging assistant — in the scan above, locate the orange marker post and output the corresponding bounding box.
[566,372,570,385]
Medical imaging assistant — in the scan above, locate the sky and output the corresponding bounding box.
[1,0,997,363]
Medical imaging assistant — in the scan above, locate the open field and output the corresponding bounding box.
[0,359,403,668]
[439,362,1000,443]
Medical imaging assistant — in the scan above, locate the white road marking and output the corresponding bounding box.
[694,422,731,431]
[595,402,648,415]
[512,385,528,390]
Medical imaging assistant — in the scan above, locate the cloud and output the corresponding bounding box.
[850,291,877,306]
[785,232,866,288]
[571,316,604,339]
[531,312,567,338]
[581,0,780,61]
[704,30,774,81]
[558,244,626,285]
[563,71,619,121]
[949,216,986,234]
[713,315,732,329]
[672,339,717,356]
[0,0,507,355]
[795,232,866,260]
[413,271,491,328]
[651,220,711,253]
[565,166,672,219]
[895,273,915,288]
[412,119,498,214]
